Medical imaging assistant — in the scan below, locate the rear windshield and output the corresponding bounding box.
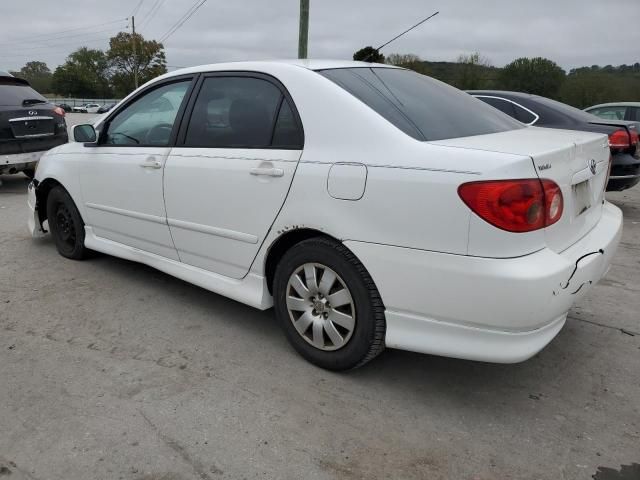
[319,67,522,141]
[533,95,602,123]
[0,79,47,106]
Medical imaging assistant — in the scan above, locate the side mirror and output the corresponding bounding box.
[73,124,97,143]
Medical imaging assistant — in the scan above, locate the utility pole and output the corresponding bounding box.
[298,0,309,59]
[132,15,139,89]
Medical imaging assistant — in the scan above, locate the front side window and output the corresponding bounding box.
[104,80,191,146]
[319,67,522,141]
[184,76,302,148]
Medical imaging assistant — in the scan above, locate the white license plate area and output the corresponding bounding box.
[573,180,592,217]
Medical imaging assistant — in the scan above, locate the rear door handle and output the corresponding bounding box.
[140,157,162,169]
[250,167,284,177]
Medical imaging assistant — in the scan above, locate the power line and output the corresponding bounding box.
[159,0,205,42]
[0,29,122,53]
[140,0,166,29]
[0,37,112,60]
[130,0,145,17]
[0,19,126,46]
[159,0,208,43]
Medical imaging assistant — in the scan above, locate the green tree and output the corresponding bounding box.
[9,61,52,93]
[386,53,429,74]
[108,32,167,97]
[353,46,385,63]
[456,52,492,90]
[499,57,566,97]
[51,47,111,97]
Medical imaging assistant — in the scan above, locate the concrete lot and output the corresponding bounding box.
[0,151,639,478]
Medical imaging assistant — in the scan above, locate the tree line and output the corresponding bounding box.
[10,32,166,98]
[354,47,640,108]
[10,40,640,108]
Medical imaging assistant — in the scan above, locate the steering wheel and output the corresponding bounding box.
[144,123,173,145]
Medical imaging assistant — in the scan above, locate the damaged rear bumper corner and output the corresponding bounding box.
[343,201,623,362]
[27,181,46,238]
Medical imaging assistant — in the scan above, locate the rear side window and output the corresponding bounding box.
[0,79,47,107]
[272,99,304,148]
[477,96,517,117]
[631,107,640,122]
[184,76,303,149]
[514,105,537,124]
[319,68,522,141]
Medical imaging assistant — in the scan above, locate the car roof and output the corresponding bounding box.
[585,102,640,109]
[164,59,399,77]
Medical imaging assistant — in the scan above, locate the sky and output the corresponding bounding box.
[1,0,639,73]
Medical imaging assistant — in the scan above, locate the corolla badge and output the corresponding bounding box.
[589,158,597,175]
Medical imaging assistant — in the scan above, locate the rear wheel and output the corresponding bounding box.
[46,186,89,260]
[273,237,385,370]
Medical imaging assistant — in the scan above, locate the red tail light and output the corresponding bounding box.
[629,129,639,146]
[458,179,563,233]
[608,129,630,149]
[53,106,66,117]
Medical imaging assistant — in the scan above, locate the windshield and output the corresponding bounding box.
[0,81,47,107]
[319,67,523,141]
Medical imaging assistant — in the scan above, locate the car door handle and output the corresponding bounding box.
[140,157,162,169]
[250,167,284,177]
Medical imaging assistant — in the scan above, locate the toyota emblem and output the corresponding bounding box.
[589,159,597,175]
[28,110,38,116]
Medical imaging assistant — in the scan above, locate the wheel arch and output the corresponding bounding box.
[264,228,337,294]
[34,178,82,227]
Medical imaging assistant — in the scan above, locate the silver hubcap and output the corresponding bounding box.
[286,263,356,351]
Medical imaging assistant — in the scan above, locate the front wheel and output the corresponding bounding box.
[273,237,386,370]
[46,186,90,260]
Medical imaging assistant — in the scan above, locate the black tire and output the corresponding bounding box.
[46,186,89,260]
[273,237,385,370]
[23,169,35,180]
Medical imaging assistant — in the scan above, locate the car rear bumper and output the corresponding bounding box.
[0,151,42,173]
[27,181,46,238]
[344,201,623,363]
[607,153,640,191]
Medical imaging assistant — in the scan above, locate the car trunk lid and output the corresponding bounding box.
[431,126,610,252]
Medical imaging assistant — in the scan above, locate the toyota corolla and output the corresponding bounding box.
[28,60,622,370]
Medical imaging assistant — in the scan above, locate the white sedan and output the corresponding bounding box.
[72,103,102,113]
[28,60,622,370]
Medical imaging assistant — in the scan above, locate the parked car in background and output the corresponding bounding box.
[97,103,116,114]
[1,72,68,179]
[585,102,640,122]
[72,103,102,113]
[29,61,622,370]
[469,91,640,191]
[56,103,72,113]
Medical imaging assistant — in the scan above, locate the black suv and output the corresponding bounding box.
[1,71,68,179]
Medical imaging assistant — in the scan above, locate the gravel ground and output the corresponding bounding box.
[0,159,639,479]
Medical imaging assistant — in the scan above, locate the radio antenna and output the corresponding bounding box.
[362,11,440,62]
